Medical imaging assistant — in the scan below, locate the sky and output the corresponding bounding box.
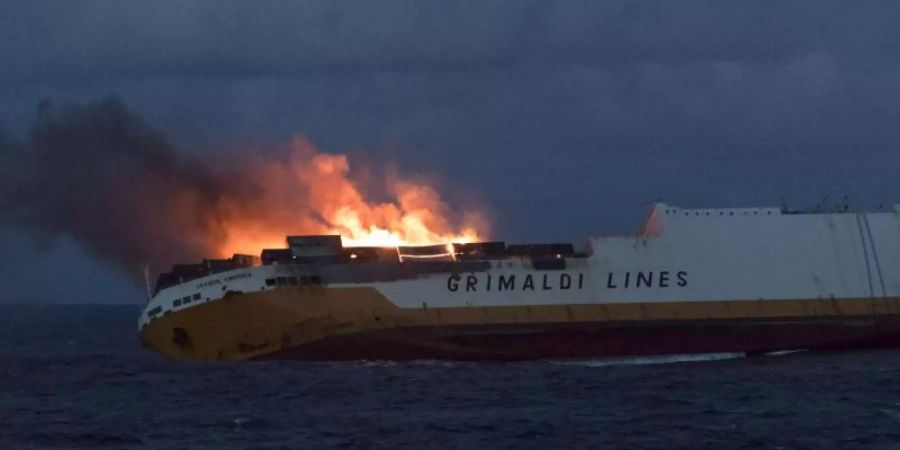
[2,1,900,303]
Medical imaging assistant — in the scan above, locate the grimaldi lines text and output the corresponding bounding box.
[138,203,900,361]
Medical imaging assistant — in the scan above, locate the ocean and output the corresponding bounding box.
[4,305,900,449]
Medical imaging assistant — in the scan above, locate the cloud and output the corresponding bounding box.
[4,1,900,86]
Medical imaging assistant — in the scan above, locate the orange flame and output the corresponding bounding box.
[214,137,486,257]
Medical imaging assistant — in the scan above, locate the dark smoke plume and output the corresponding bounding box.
[1,97,244,281]
[0,97,488,285]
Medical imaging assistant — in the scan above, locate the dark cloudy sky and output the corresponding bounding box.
[2,1,900,303]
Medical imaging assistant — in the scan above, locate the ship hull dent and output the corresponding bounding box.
[137,287,900,361]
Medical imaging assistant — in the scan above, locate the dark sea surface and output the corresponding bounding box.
[5,305,900,450]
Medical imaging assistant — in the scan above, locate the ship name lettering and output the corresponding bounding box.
[606,270,688,289]
[560,273,571,289]
[224,273,251,281]
[447,273,585,292]
[466,275,477,291]
[196,279,221,289]
[498,275,515,290]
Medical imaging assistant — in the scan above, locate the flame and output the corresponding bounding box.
[214,137,486,257]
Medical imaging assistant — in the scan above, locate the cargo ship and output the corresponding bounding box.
[138,202,900,361]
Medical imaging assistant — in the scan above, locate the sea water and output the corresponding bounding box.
[3,305,900,449]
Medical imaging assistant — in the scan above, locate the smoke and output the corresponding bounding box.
[0,97,486,282]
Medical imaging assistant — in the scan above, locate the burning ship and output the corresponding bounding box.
[138,202,900,361]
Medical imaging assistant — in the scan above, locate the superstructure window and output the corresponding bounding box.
[173,299,182,307]
[288,277,298,285]
[182,296,191,304]
[310,275,322,284]
[276,277,288,285]
[147,306,162,318]
[265,278,275,286]
[192,293,201,300]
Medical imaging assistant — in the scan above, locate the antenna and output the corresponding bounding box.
[815,195,828,213]
[143,263,153,302]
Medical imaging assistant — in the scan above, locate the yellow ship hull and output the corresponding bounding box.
[139,286,900,361]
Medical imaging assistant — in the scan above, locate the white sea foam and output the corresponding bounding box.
[551,352,747,367]
[764,349,807,356]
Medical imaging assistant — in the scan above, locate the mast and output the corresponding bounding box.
[143,263,153,302]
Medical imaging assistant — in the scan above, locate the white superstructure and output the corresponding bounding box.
[140,203,900,330]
